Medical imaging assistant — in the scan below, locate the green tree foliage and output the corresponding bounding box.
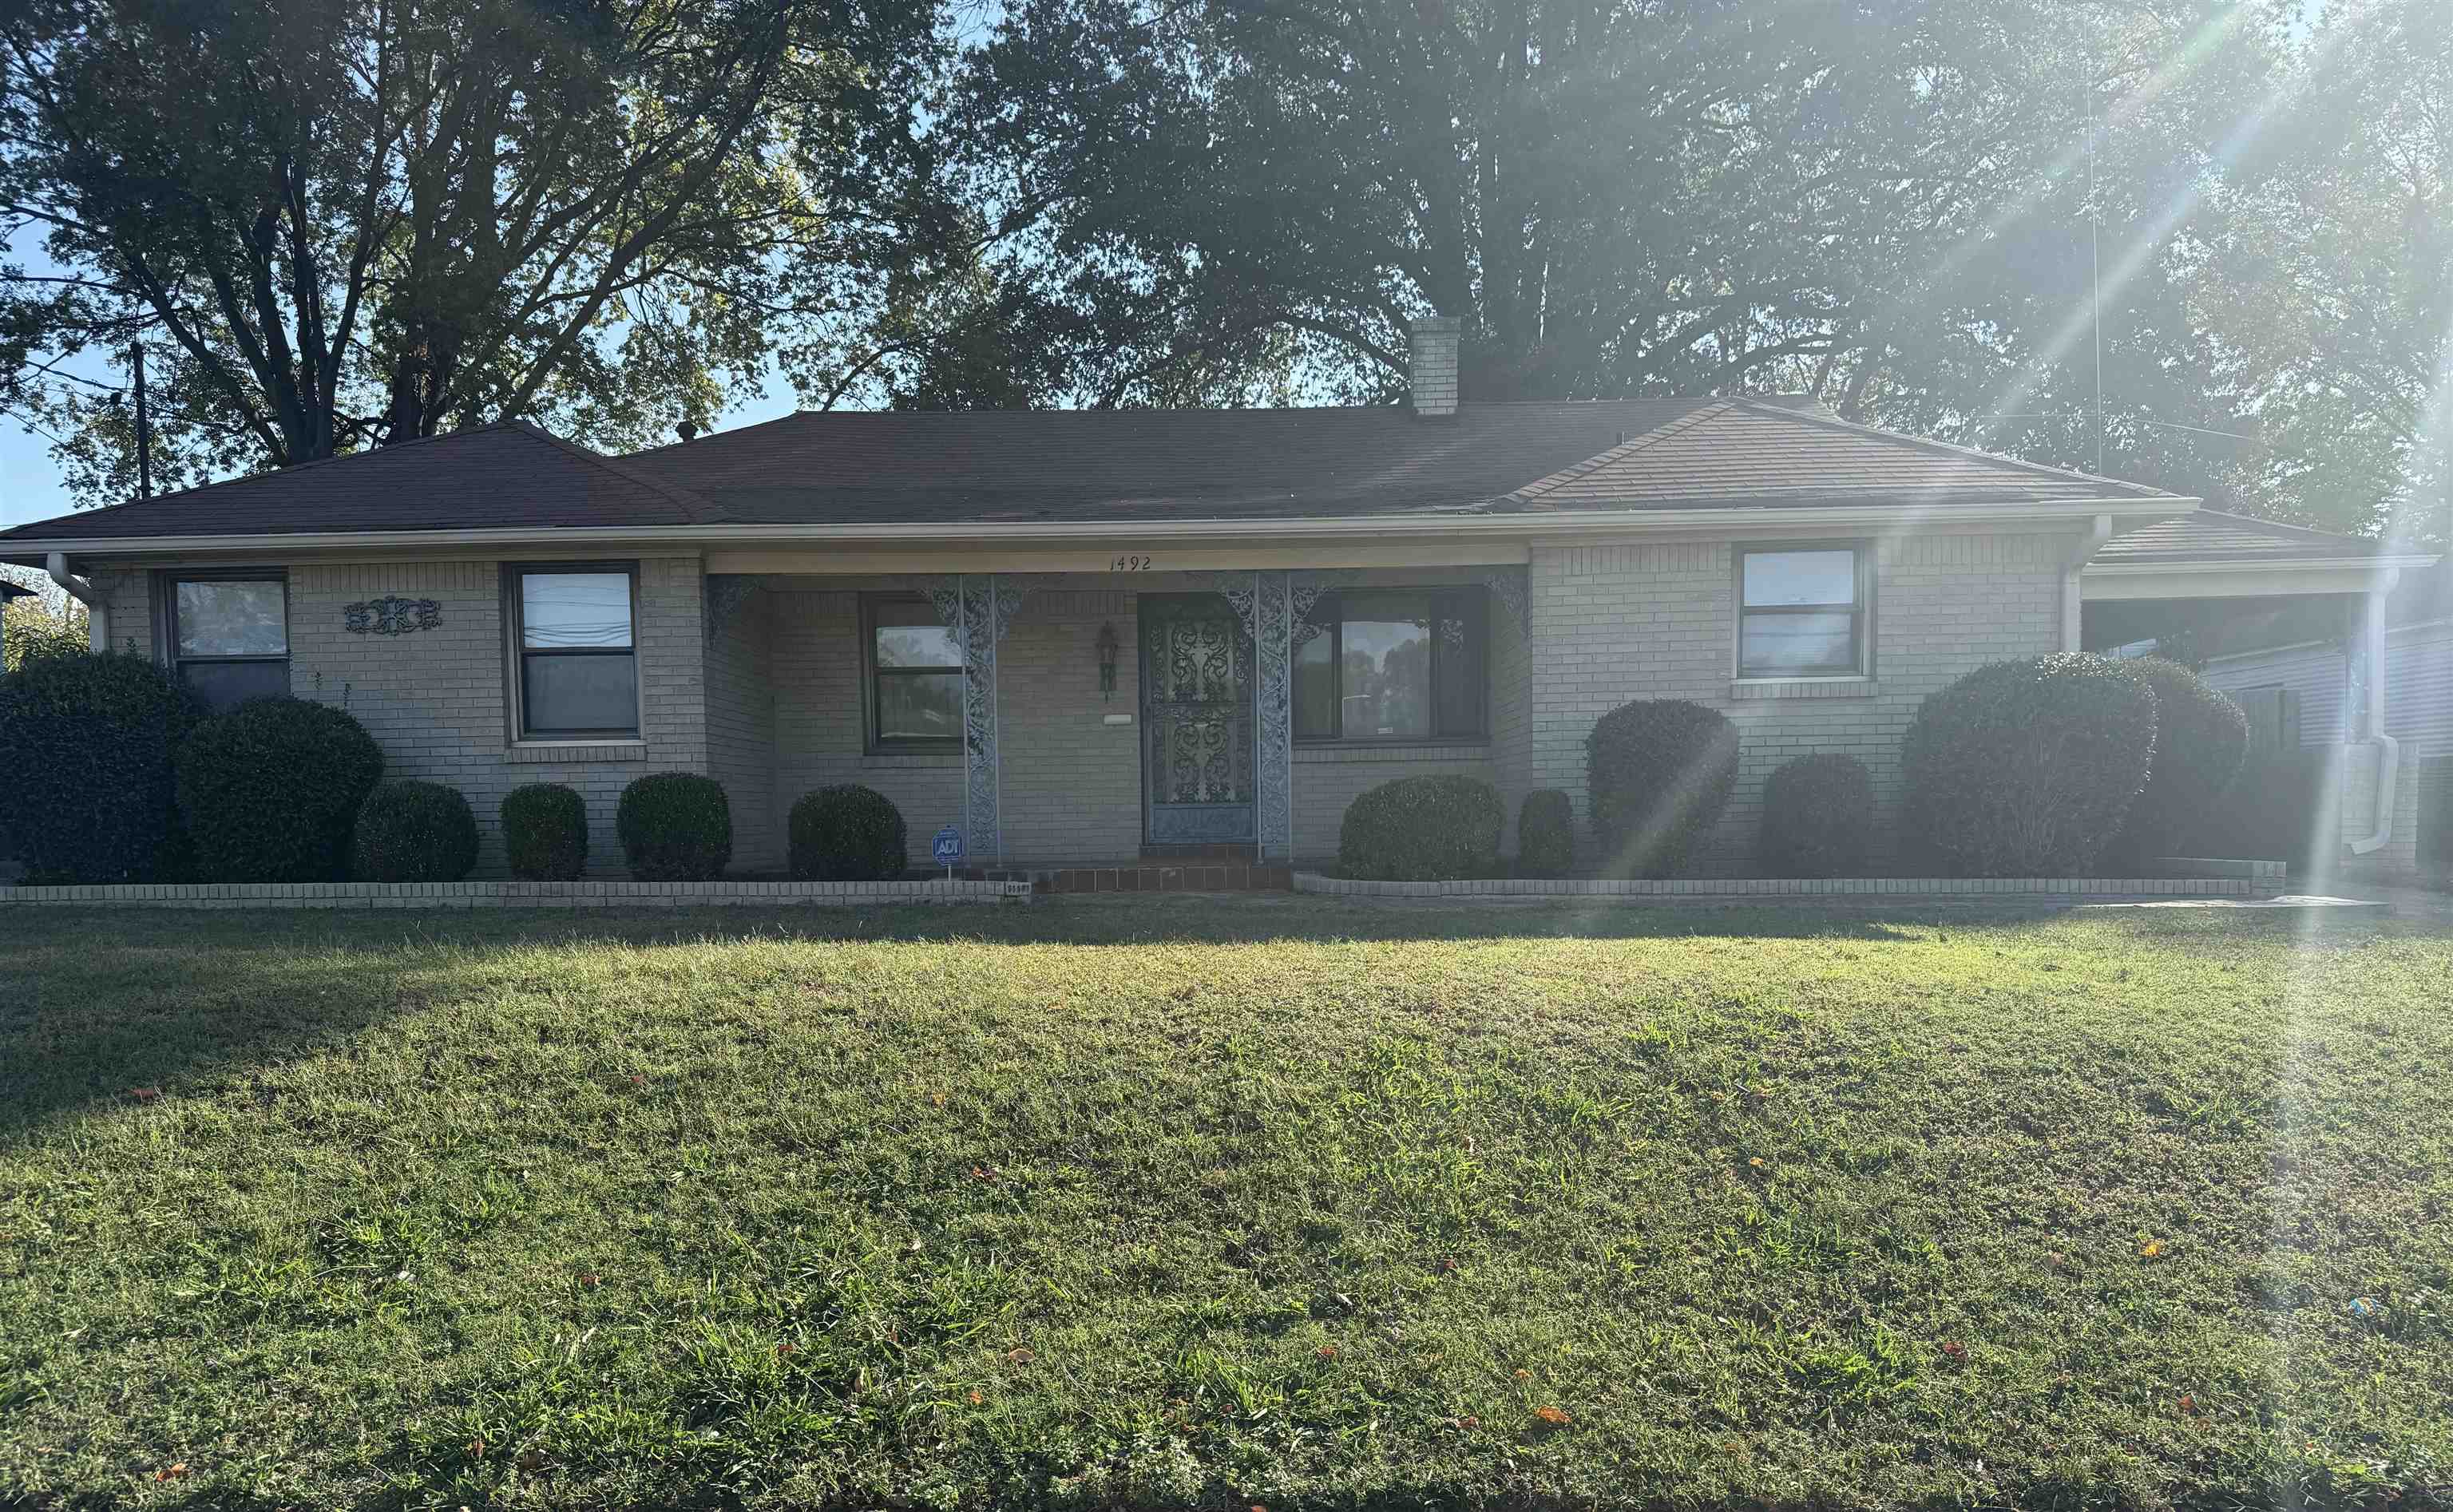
[0,0,946,499]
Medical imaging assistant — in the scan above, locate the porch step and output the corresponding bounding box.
[968,863,1293,894]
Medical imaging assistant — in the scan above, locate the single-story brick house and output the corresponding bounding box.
[2,321,2434,882]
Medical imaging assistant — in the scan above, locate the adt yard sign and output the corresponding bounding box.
[933,825,964,875]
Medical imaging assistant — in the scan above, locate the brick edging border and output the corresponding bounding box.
[0,878,1033,910]
[1294,859,2284,900]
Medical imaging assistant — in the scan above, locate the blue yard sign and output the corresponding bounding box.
[932,825,964,874]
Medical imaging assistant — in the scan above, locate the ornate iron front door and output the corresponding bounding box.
[1141,595,1256,844]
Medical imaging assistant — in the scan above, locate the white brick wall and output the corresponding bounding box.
[1527,531,2067,872]
[88,532,2078,880]
[96,555,710,879]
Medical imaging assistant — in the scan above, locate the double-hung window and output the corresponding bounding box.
[163,573,289,711]
[1294,588,1486,741]
[866,596,963,746]
[1737,547,1868,679]
[511,566,640,740]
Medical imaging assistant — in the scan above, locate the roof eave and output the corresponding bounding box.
[0,494,2196,562]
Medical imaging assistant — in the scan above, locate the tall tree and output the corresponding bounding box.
[876,0,2275,418]
[0,0,945,502]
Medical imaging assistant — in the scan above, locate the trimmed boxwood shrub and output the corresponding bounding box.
[176,696,383,882]
[1585,699,1740,878]
[1517,789,1575,877]
[1759,753,1876,877]
[1338,774,1504,881]
[790,784,908,881]
[1902,653,2156,877]
[502,783,589,881]
[2190,746,2343,871]
[351,780,479,883]
[2104,658,2250,867]
[0,651,200,884]
[617,772,731,881]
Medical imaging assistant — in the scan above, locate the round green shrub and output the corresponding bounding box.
[1901,653,2157,877]
[789,784,909,881]
[351,780,479,883]
[2102,658,2249,867]
[617,772,731,881]
[177,697,385,882]
[1337,774,1504,881]
[1584,699,1740,878]
[0,651,200,884]
[1516,789,1575,877]
[1758,753,1876,877]
[502,783,589,881]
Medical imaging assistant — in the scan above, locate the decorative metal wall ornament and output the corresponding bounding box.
[344,595,442,636]
[1287,568,1360,651]
[958,576,1003,863]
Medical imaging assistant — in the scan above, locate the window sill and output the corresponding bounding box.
[1728,677,1877,701]
[505,740,647,764]
[1295,741,1492,762]
[861,750,962,770]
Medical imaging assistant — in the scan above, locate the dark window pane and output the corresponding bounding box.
[1434,594,1484,735]
[1341,595,1430,738]
[525,652,639,734]
[1742,550,1857,608]
[1294,627,1335,738]
[875,620,960,669]
[878,671,962,741]
[180,659,289,712]
[176,580,287,656]
[521,573,632,650]
[1741,611,1858,675]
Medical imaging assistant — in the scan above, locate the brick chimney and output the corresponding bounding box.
[1409,315,1460,417]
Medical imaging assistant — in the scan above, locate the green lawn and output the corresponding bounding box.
[2,898,2450,1512]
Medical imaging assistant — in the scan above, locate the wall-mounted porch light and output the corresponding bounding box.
[1096,621,1120,700]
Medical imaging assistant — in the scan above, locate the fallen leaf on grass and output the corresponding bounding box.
[153,1463,189,1482]
[1532,1406,1573,1427]
[2139,1240,2165,1259]
[126,1087,160,1103]
[1940,1340,1967,1360]
[1315,1345,1337,1360]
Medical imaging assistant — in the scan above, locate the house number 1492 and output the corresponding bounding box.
[1109,554,1152,572]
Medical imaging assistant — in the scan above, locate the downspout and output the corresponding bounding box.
[2062,513,2113,652]
[2349,568,2402,856]
[46,552,106,651]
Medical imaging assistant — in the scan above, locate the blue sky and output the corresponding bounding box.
[0,232,800,529]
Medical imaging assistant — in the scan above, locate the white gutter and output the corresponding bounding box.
[2349,568,2403,857]
[2062,513,2113,651]
[0,494,2193,559]
[46,552,106,652]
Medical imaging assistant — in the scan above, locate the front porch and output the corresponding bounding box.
[698,561,1536,878]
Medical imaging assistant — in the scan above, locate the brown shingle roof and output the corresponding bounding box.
[1496,400,2174,512]
[0,397,2174,546]
[2092,509,2387,564]
[0,421,718,544]
[625,397,2170,524]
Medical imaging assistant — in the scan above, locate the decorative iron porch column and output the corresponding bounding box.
[913,574,1052,865]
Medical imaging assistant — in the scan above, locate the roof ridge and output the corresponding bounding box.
[1493,400,1739,508]
[1722,398,2179,499]
[505,422,727,525]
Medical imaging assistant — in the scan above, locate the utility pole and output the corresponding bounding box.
[132,338,153,500]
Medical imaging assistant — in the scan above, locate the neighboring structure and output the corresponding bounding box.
[0,321,2433,881]
[0,577,30,665]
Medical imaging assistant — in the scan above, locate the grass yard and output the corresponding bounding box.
[2,897,2450,1512]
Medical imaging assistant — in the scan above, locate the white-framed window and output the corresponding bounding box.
[1736,546,1869,679]
[509,564,640,740]
[159,572,289,710]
